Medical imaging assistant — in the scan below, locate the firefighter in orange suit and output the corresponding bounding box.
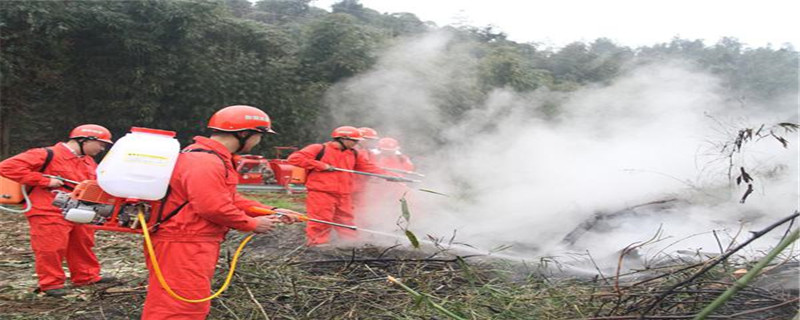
[287,126,394,246]
[356,127,380,156]
[374,137,414,172]
[351,127,380,218]
[141,105,299,319]
[0,125,114,297]
[366,137,416,220]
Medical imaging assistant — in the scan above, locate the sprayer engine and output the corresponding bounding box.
[52,180,161,233]
[52,190,114,225]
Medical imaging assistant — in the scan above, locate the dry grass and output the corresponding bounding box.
[0,193,796,319]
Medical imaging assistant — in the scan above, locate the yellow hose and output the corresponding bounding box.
[138,212,254,303]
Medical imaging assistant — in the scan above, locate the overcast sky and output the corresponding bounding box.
[311,0,798,49]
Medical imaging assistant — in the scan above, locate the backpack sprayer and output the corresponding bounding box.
[0,178,34,214]
[0,146,59,214]
[0,173,79,214]
[52,180,162,232]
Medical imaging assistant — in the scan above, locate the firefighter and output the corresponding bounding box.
[375,137,414,172]
[141,105,299,319]
[373,137,416,201]
[357,127,380,155]
[351,127,380,219]
[288,126,396,246]
[0,124,115,297]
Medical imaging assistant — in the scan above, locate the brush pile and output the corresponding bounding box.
[0,193,796,319]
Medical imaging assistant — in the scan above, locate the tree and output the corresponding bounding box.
[299,13,378,83]
[587,38,632,83]
[1,1,796,158]
[478,44,550,92]
[548,42,594,85]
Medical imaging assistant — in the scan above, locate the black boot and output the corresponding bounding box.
[43,288,68,297]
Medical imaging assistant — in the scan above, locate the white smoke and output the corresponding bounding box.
[325,31,799,268]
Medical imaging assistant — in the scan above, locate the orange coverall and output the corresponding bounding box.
[0,143,102,291]
[287,141,386,245]
[141,136,268,319]
[351,146,378,217]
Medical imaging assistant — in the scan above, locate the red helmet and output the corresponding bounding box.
[358,127,379,140]
[331,126,363,140]
[378,137,399,151]
[207,105,276,134]
[70,124,113,144]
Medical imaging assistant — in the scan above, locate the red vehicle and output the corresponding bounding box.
[234,155,274,185]
[235,147,307,193]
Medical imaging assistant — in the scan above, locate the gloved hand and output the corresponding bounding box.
[252,215,281,233]
[274,208,303,224]
[323,164,335,172]
[47,178,65,188]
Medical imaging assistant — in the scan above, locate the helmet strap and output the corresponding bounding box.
[334,138,350,150]
[75,138,86,156]
[235,131,255,153]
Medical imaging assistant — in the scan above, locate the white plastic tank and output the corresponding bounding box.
[97,127,180,200]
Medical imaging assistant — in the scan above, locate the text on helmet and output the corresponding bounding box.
[80,129,105,134]
[244,115,268,122]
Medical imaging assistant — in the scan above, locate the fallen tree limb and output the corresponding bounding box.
[639,211,800,318]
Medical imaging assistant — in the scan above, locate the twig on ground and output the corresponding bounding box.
[239,275,270,320]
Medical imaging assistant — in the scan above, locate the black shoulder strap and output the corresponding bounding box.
[303,144,326,178]
[26,148,55,193]
[150,186,188,234]
[314,144,326,161]
[40,147,53,172]
[312,144,357,164]
[150,148,228,233]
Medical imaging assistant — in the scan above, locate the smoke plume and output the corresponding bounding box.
[325,31,799,269]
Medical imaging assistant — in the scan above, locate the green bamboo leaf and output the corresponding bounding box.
[400,193,410,222]
[405,230,420,248]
